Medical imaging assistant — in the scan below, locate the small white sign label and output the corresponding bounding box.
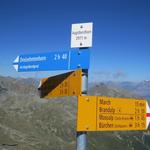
[71,22,93,48]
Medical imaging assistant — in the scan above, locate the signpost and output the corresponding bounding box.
[77,96,149,131]
[12,22,150,150]
[71,22,93,150]
[71,22,93,48]
[13,49,90,72]
[38,69,82,98]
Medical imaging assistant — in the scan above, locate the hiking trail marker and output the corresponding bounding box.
[77,96,150,131]
[71,22,93,48]
[13,49,90,72]
[12,22,150,150]
[38,69,82,98]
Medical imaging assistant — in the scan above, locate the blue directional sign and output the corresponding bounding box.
[13,49,90,72]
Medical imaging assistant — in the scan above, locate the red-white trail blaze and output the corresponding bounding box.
[146,102,150,128]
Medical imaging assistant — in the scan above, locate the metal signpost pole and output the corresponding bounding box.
[77,69,88,150]
[71,22,92,150]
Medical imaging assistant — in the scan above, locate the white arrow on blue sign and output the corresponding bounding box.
[13,49,90,72]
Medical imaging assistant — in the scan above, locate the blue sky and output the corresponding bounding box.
[0,0,150,82]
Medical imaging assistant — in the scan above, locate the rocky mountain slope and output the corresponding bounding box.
[0,76,150,150]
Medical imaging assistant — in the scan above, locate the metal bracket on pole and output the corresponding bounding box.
[82,69,88,95]
[77,69,88,150]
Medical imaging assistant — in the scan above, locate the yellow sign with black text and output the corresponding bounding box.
[77,96,146,131]
[38,70,82,98]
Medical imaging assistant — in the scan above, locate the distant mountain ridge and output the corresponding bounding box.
[90,80,150,98]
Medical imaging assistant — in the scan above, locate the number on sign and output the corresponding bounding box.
[76,36,83,40]
[54,54,60,60]
[62,53,68,60]
[54,53,68,60]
